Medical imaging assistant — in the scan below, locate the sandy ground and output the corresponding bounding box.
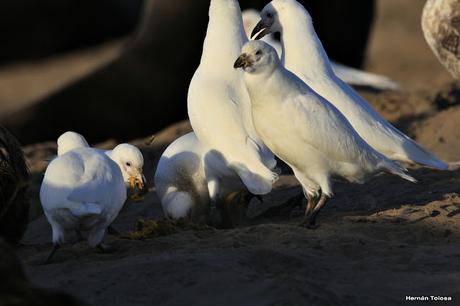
[4,0,460,305]
[17,87,460,305]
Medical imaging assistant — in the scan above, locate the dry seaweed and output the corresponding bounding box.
[123,218,214,240]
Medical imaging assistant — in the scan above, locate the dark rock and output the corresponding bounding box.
[0,239,84,306]
[0,126,29,245]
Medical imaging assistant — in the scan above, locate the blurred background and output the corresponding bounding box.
[0,0,451,145]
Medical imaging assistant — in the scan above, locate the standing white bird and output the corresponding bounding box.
[251,0,447,170]
[234,40,416,227]
[422,0,460,80]
[242,8,401,91]
[40,136,145,263]
[155,132,250,224]
[187,0,278,206]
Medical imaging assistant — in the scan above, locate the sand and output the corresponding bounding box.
[6,0,460,305]
[17,83,460,304]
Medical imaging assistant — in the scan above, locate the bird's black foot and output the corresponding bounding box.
[302,222,320,230]
[76,230,84,242]
[107,226,121,237]
[299,219,320,229]
[252,194,263,203]
[42,244,60,265]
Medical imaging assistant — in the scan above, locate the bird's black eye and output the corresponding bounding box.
[256,50,262,55]
[126,162,131,167]
[267,12,273,18]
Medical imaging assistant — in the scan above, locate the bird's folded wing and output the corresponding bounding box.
[291,93,373,163]
[67,154,115,209]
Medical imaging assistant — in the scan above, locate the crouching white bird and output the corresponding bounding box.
[187,0,278,206]
[242,8,400,91]
[234,41,416,227]
[155,132,252,225]
[40,134,145,263]
[251,0,447,170]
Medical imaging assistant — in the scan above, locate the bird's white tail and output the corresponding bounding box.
[380,159,417,183]
[400,139,448,170]
[161,188,194,219]
[70,203,102,217]
[333,62,400,91]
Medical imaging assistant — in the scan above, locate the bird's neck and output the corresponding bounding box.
[200,0,247,71]
[244,67,282,108]
[279,9,334,78]
[106,150,129,182]
[105,150,121,168]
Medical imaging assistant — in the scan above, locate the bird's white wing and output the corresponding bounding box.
[66,152,124,216]
[331,77,447,169]
[288,91,377,164]
[280,89,415,184]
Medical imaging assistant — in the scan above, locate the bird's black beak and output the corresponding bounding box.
[251,20,270,40]
[234,54,251,69]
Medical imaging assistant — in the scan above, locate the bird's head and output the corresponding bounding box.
[110,144,146,191]
[251,0,305,40]
[234,40,279,74]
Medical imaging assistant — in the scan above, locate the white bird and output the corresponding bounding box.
[234,40,416,227]
[187,0,278,206]
[56,131,146,190]
[154,132,249,223]
[422,0,460,80]
[241,8,400,91]
[40,134,145,263]
[251,0,447,170]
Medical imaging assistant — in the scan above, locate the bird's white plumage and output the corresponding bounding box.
[40,133,145,247]
[239,41,415,197]
[258,0,447,170]
[187,0,277,199]
[241,8,400,90]
[154,132,246,220]
[329,62,400,91]
[40,147,126,247]
[57,131,89,156]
